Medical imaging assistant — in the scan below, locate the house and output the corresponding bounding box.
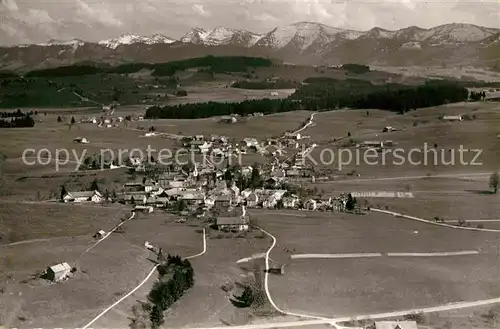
[286,169,301,178]
[179,192,205,205]
[442,115,463,121]
[134,205,154,213]
[242,138,259,148]
[268,263,286,275]
[270,91,279,96]
[46,262,72,282]
[375,321,417,329]
[63,190,103,203]
[382,126,395,133]
[282,195,299,209]
[198,141,212,154]
[211,148,225,157]
[361,141,384,148]
[265,177,280,188]
[168,180,188,188]
[93,230,106,239]
[262,190,287,208]
[304,199,317,211]
[220,115,237,124]
[214,195,232,210]
[123,193,148,205]
[215,206,249,232]
[145,197,169,208]
[74,137,89,144]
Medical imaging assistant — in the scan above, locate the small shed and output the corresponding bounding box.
[46,262,71,282]
[93,230,106,239]
[268,264,286,275]
[442,115,463,122]
[74,137,89,144]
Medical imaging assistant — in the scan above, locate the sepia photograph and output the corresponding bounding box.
[1,0,500,328]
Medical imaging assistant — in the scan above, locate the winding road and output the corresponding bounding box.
[293,112,317,136]
[80,228,206,329]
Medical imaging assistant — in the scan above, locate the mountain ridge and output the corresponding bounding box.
[2,22,499,71]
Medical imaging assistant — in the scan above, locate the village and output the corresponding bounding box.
[61,128,356,236]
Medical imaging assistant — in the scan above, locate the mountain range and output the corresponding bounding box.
[1,22,499,71]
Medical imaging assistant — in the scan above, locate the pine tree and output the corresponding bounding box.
[149,305,164,329]
[57,116,62,123]
[70,116,76,125]
[89,179,99,191]
[346,193,357,210]
[60,185,67,201]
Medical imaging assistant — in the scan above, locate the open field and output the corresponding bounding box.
[303,102,500,176]
[1,169,132,201]
[92,232,271,329]
[245,210,500,318]
[0,201,130,244]
[167,85,296,105]
[372,66,500,83]
[0,211,215,328]
[141,110,312,139]
[252,210,500,256]
[271,255,500,318]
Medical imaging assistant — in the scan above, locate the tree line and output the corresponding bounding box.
[147,255,194,328]
[145,79,469,119]
[341,64,370,74]
[0,109,37,118]
[145,98,302,119]
[23,56,273,78]
[0,114,35,128]
[231,79,298,90]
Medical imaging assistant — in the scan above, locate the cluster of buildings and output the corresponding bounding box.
[79,115,126,128]
[178,134,304,157]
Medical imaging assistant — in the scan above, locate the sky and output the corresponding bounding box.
[0,0,499,45]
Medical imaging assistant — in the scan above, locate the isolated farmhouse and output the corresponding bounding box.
[46,262,71,282]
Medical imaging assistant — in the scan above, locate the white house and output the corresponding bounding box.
[63,190,103,203]
[442,115,463,121]
[282,195,300,209]
[242,138,259,148]
[198,141,212,154]
[304,199,317,211]
[46,262,71,282]
[270,91,279,96]
[93,230,106,239]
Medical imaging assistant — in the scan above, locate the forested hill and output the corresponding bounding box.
[145,79,469,119]
[22,56,273,78]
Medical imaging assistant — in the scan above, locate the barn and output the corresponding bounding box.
[46,262,71,282]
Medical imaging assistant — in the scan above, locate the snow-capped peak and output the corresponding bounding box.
[98,33,176,49]
[36,39,86,47]
[180,26,262,46]
[255,22,358,50]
